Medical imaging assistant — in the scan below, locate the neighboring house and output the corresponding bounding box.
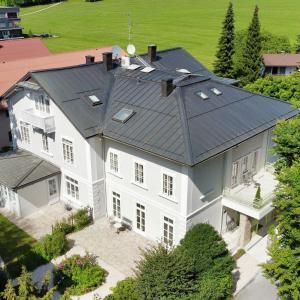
[0,6,22,40]
[263,53,300,75]
[1,46,298,248]
[0,100,11,148]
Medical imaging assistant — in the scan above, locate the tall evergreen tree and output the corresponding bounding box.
[239,6,262,85]
[213,2,235,78]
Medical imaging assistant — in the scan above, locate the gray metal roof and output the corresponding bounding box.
[0,150,60,190]
[16,48,299,167]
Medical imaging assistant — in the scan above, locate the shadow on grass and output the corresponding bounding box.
[0,214,49,279]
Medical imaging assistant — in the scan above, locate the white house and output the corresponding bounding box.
[263,53,300,75]
[1,46,298,248]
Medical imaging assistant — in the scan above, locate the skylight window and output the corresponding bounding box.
[177,68,191,74]
[141,67,155,73]
[127,64,140,70]
[196,91,209,100]
[211,88,222,95]
[88,95,102,106]
[112,108,135,123]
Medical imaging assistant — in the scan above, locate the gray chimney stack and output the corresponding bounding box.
[161,78,175,97]
[148,44,157,62]
[85,55,95,64]
[102,52,113,71]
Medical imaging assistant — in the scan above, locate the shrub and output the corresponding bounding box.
[179,224,234,276]
[106,278,140,300]
[135,244,197,299]
[35,231,68,260]
[73,208,92,231]
[54,254,107,295]
[233,248,246,260]
[52,218,74,235]
[0,267,8,292]
[253,186,262,209]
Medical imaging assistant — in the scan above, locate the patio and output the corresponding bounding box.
[0,201,73,239]
[69,218,154,277]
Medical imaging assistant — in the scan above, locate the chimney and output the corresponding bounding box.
[148,44,157,62]
[161,79,175,97]
[102,52,113,71]
[85,55,95,64]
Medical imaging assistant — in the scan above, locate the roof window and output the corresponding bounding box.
[177,68,191,74]
[112,108,135,123]
[127,64,140,70]
[88,95,102,106]
[211,87,222,95]
[141,67,155,73]
[196,91,209,100]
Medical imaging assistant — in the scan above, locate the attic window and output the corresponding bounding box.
[196,91,209,100]
[141,67,155,73]
[127,64,140,70]
[113,108,135,123]
[211,88,222,95]
[177,68,191,74]
[88,95,102,106]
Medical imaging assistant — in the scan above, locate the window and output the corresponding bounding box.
[163,216,174,246]
[196,91,209,100]
[35,94,50,113]
[65,176,79,200]
[20,121,30,144]
[48,178,57,196]
[112,191,121,218]
[136,203,145,232]
[62,138,74,164]
[251,150,259,174]
[42,134,49,152]
[110,152,119,173]
[162,174,173,197]
[5,110,9,118]
[134,162,144,184]
[112,108,135,123]
[211,87,222,95]
[88,95,102,106]
[231,161,239,186]
[8,131,12,142]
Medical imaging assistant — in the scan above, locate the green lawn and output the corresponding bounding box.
[0,214,47,278]
[18,0,300,68]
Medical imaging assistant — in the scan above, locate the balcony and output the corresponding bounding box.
[22,109,55,133]
[222,168,277,220]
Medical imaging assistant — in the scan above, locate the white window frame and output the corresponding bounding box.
[162,172,174,198]
[62,137,74,165]
[112,191,121,219]
[42,133,49,153]
[35,93,50,114]
[136,202,145,232]
[134,161,144,184]
[163,216,174,247]
[20,121,30,144]
[109,151,119,174]
[65,175,79,201]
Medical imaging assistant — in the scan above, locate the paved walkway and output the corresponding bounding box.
[0,202,73,239]
[69,218,154,276]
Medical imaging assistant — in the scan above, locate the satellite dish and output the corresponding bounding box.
[112,45,121,58]
[127,44,136,56]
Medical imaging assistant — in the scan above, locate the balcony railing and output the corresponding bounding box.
[21,109,55,133]
[222,169,277,219]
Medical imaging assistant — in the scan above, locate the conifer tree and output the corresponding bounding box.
[239,6,262,85]
[213,2,235,78]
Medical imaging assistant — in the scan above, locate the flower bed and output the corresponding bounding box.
[54,254,107,296]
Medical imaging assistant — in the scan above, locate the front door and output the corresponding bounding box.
[48,177,59,204]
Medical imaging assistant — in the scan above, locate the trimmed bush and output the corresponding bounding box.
[105,278,140,300]
[73,208,92,231]
[135,244,197,299]
[35,231,68,261]
[54,254,107,295]
[253,186,262,209]
[233,248,246,260]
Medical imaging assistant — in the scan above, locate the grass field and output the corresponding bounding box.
[16,0,300,68]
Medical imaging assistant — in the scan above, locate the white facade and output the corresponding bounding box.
[7,85,277,245]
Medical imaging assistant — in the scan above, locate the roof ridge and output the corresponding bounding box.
[175,87,194,165]
[14,159,43,189]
